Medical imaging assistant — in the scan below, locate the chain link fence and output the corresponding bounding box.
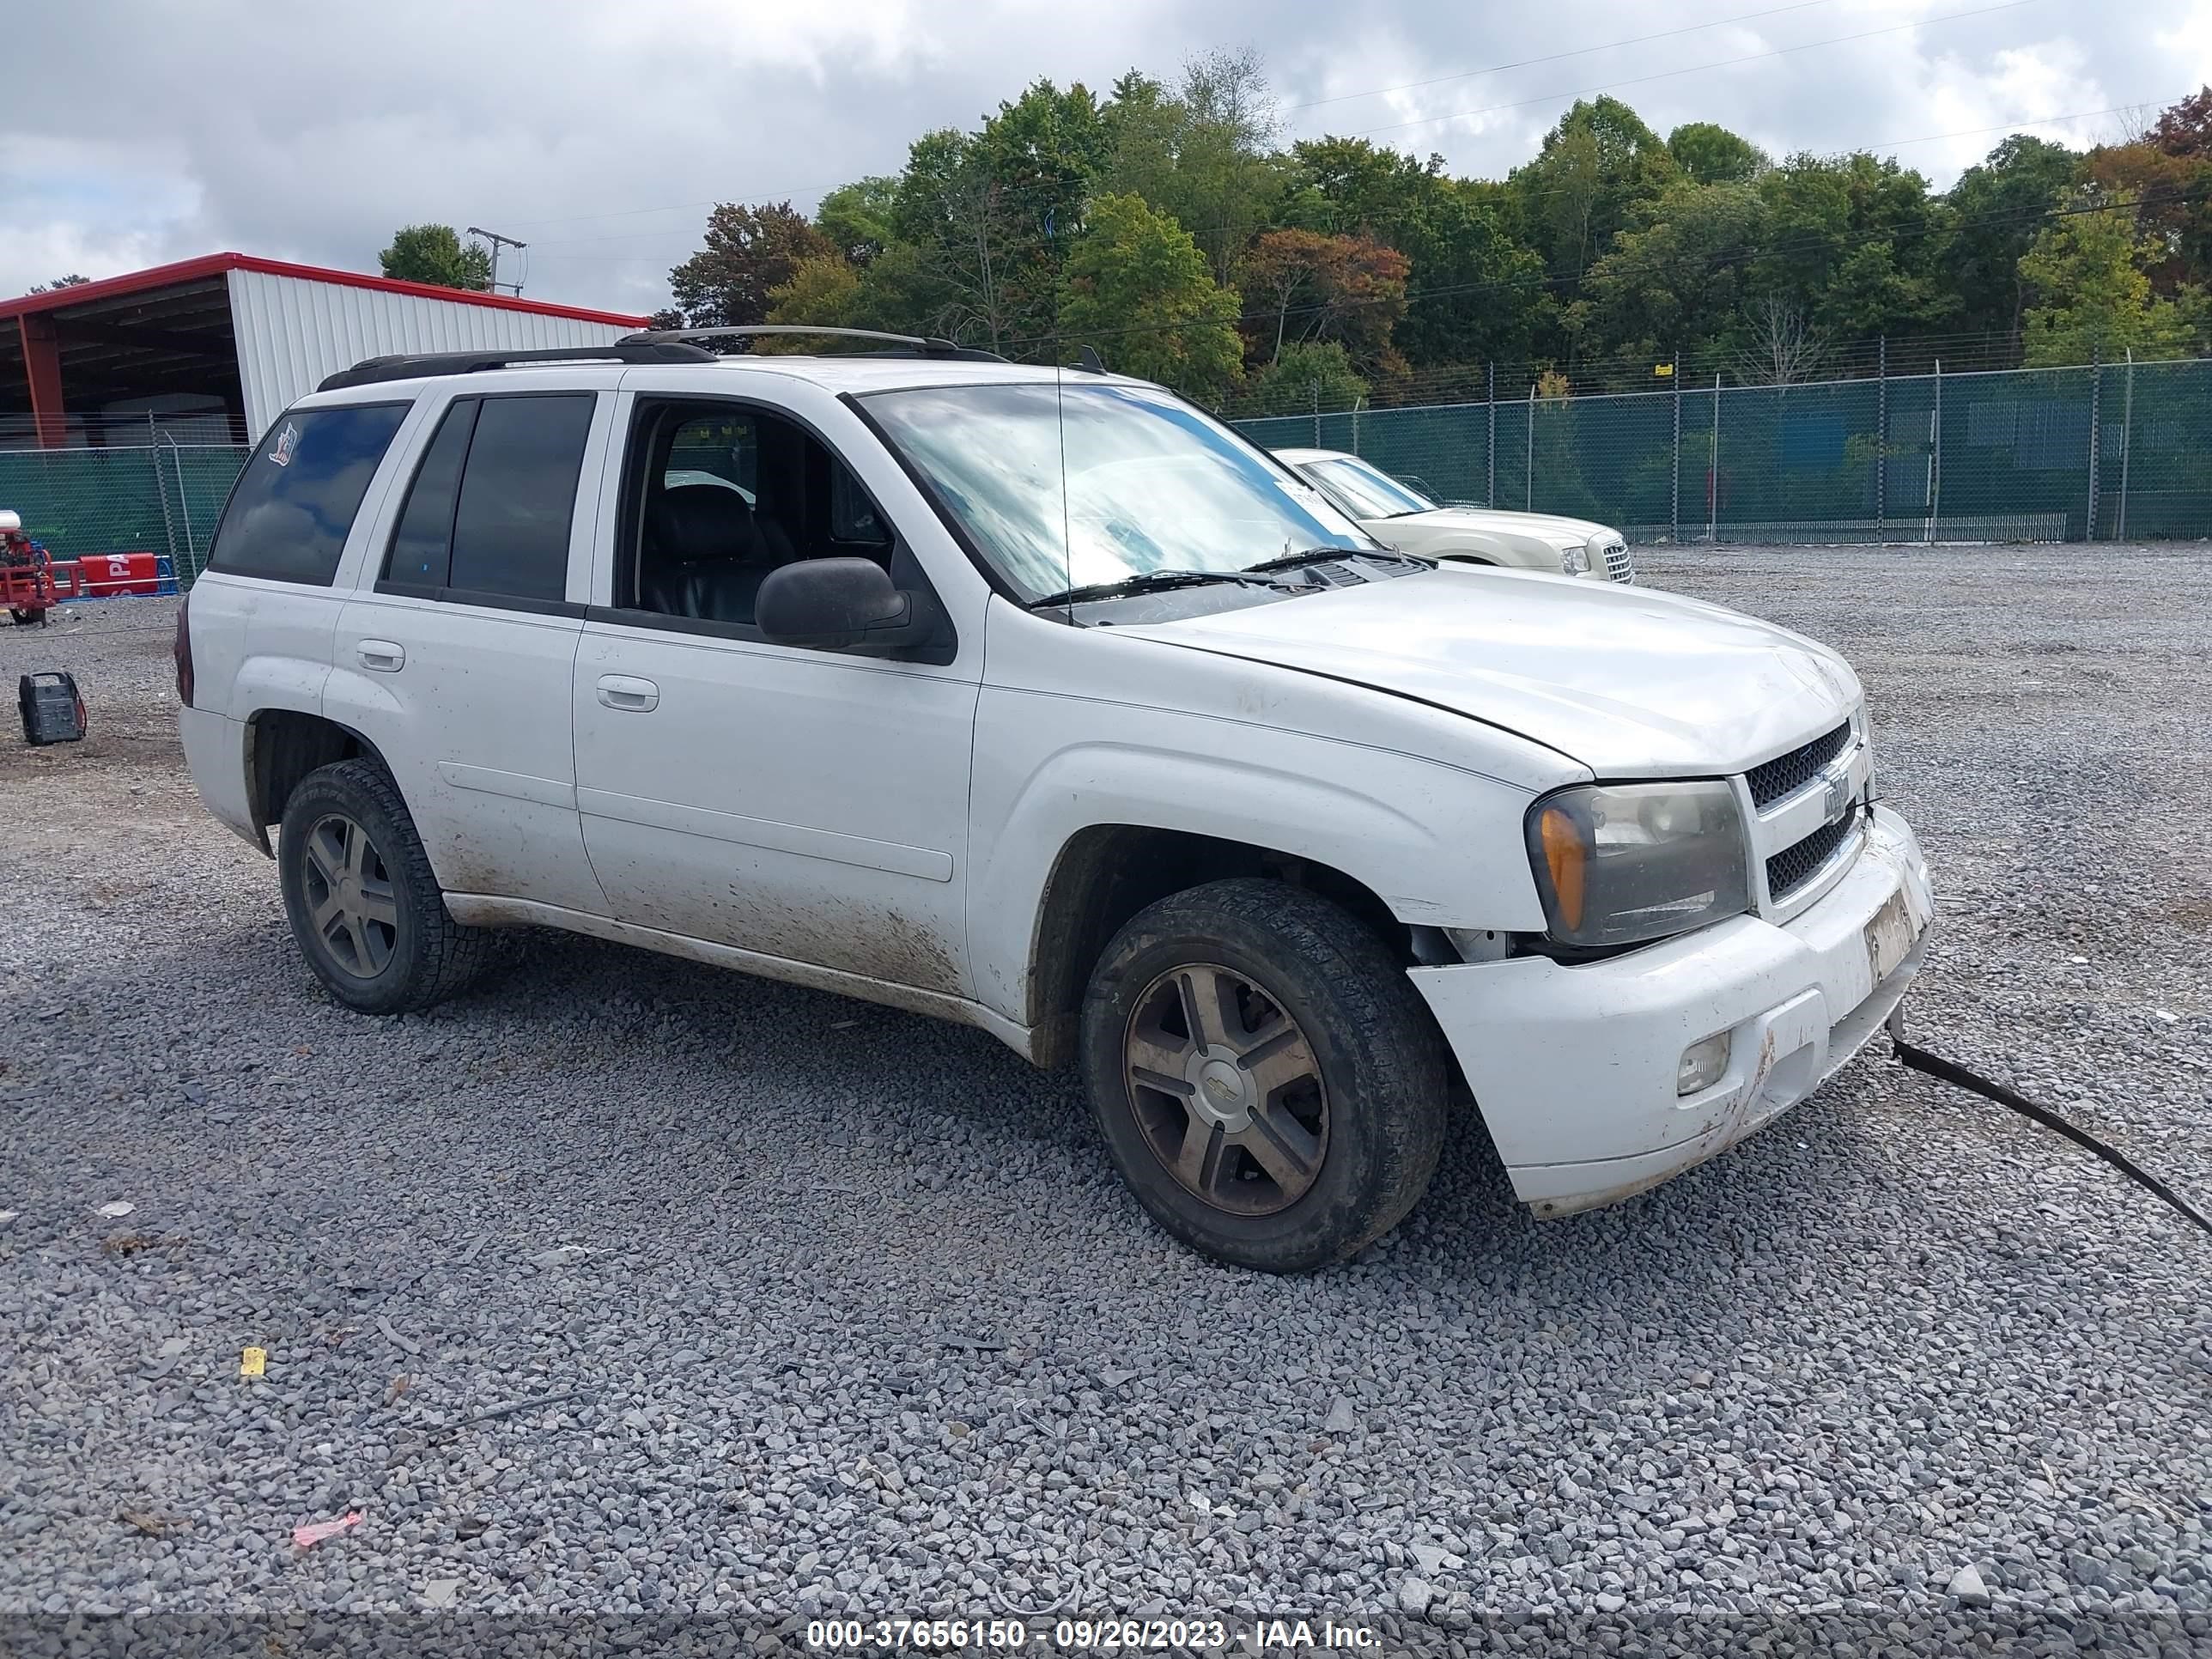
[0,441,248,591]
[1235,356,2212,544]
[0,356,2204,594]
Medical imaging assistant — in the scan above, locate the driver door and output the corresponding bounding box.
[570,381,981,997]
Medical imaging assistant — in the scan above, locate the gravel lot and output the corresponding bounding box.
[3,546,2208,1655]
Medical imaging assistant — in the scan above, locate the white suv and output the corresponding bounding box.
[175,330,1934,1272]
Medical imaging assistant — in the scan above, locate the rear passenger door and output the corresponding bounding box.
[325,378,618,915]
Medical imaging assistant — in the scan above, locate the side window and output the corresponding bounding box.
[447,392,596,604]
[381,398,479,588]
[623,399,906,628]
[207,403,408,584]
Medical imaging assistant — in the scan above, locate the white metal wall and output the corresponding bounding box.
[226,268,635,438]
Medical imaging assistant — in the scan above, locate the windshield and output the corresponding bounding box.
[1299,456,1437,520]
[860,380,1370,603]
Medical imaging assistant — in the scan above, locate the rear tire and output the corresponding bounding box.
[1079,878,1449,1273]
[276,758,489,1014]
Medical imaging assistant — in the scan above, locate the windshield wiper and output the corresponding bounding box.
[1243,546,1422,574]
[1030,568,1281,608]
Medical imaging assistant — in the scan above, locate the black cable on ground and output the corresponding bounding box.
[1887,1010,2212,1241]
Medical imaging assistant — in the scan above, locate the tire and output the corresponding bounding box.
[1079,878,1449,1273]
[276,757,489,1014]
[9,608,35,626]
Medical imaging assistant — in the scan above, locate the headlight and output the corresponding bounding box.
[1525,781,1753,947]
[1556,542,1591,575]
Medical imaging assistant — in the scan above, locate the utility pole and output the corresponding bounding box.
[466,226,529,296]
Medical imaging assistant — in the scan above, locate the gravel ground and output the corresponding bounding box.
[2,548,2208,1656]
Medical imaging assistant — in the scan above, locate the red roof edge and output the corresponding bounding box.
[0,252,651,328]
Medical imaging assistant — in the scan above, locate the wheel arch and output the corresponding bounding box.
[245,708,399,848]
[1019,824,1413,1068]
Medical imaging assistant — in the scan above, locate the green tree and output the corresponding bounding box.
[1748,152,1951,343]
[378,225,491,291]
[1944,135,2081,343]
[27,273,90,294]
[1581,181,1767,365]
[1510,98,1680,281]
[2018,197,2203,364]
[1058,192,1243,397]
[1667,122,1768,185]
[666,201,835,328]
[1103,51,1284,285]
[759,255,865,348]
[815,177,901,265]
[1234,340,1368,417]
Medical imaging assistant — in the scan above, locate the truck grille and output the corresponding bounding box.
[1596,538,1635,583]
[1746,720,1851,809]
[1766,808,1858,899]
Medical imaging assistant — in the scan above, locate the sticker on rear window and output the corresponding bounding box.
[269,421,299,467]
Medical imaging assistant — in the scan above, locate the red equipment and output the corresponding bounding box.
[73,550,162,598]
[0,510,74,627]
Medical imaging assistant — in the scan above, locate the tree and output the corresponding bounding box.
[759,255,865,349]
[1944,135,2081,342]
[2149,85,2212,159]
[1104,52,1284,286]
[1748,152,1951,344]
[1234,341,1368,417]
[1733,295,1827,383]
[2017,196,2203,365]
[1281,138,1549,368]
[27,273,90,294]
[1510,98,1680,281]
[665,202,835,329]
[1582,181,1767,366]
[815,177,901,265]
[1058,192,1243,398]
[1668,122,1769,185]
[1237,229,1408,376]
[378,225,491,291]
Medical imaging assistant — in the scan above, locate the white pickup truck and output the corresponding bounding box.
[175,331,1934,1272]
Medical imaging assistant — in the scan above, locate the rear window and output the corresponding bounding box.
[206,403,409,584]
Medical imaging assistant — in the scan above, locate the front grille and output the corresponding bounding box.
[1766,808,1858,899]
[1746,720,1851,809]
[1600,540,1635,583]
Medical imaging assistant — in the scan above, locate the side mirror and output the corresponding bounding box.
[756,556,942,654]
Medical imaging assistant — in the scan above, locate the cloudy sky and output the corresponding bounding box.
[6,0,2210,314]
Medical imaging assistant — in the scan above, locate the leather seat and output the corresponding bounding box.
[640,485,774,623]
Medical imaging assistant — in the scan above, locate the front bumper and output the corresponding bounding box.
[1410,805,1934,1215]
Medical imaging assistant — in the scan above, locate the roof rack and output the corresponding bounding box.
[317,340,715,392]
[617,324,1009,363]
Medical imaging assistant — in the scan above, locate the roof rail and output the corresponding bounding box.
[317,340,715,392]
[619,324,1009,363]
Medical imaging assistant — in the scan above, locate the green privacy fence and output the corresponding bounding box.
[1234,356,2212,544]
[0,441,249,589]
[1,357,2205,593]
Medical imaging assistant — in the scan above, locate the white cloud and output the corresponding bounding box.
[2,0,2203,308]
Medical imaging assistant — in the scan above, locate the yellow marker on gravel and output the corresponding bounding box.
[240,1346,266,1378]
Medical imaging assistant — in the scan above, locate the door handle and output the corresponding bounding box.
[357,640,405,672]
[595,673,659,713]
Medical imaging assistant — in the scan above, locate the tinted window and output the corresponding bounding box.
[207,404,408,584]
[381,398,479,587]
[447,393,595,602]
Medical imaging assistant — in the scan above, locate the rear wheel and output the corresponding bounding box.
[1079,878,1449,1273]
[9,608,38,626]
[276,758,489,1013]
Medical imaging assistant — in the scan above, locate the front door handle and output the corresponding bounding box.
[357,640,405,672]
[596,673,659,713]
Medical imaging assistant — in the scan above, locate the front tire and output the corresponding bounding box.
[276,758,489,1013]
[1079,878,1449,1272]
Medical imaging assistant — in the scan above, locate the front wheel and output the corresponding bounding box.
[1079,878,1449,1272]
[9,608,39,626]
[276,758,489,1014]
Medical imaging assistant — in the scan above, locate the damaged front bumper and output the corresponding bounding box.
[1409,805,1936,1216]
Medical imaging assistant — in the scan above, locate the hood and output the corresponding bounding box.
[1124,565,1861,776]
[1401,507,1613,544]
